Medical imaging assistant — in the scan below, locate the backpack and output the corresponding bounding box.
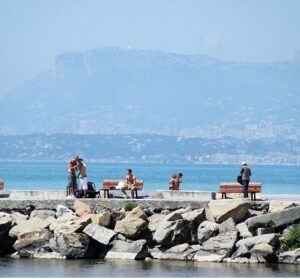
[85,181,99,198]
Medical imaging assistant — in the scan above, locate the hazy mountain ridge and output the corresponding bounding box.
[0,47,299,138]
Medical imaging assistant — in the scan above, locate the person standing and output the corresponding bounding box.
[174,173,183,190]
[66,155,79,197]
[169,174,177,190]
[78,158,88,198]
[240,162,252,198]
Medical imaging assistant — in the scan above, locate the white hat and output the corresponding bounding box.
[241,161,247,166]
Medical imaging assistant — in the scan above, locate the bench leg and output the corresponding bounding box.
[221,193,227,199]
[135,189,138,199]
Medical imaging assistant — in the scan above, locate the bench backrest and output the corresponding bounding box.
[102,179,144,190]
[219,182,262,193]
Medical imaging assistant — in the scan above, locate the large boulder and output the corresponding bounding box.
[149,243,196,261]
[278,248,300,264]
[56,205,75,218]
[236,233,279,249]
[250,243,276,262]
[13,228,53,258]
[200,231,238,258]
[50,232,90,259]
[193,250,226,262]
[74,200,92,216]
[30,210,56,219]
[148,214,163,232]
[50,216,92,235]
[268,201,298,213]
[126,206,148,221]
[114,217,147,238]
[231,244,250,259]
[153,219,191,246]
[219,218,237,234]
[197,221,220,245]
[83,223,116,245]
[236,222,253,238]
[105,239,148,260]
[209,199,251,223]
[182,208,206,243]
[90,212,111,227]
[246,206,300,231]
[11,212,28,225]
[9,217,53,238]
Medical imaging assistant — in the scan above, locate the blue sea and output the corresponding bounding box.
[0,161,299,194]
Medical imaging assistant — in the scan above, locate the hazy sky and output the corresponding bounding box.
[0,0,300,95]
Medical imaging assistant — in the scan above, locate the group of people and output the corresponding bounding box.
[168,173,183,191]
[66,155,252,199]
[67,155,88,198]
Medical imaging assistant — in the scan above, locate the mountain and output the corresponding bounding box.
[0,46,299,138]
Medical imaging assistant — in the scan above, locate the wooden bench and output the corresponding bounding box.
[102,179,144,199]
[219,182,262,201]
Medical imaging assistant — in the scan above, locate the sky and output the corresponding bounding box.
[0,0,300,95]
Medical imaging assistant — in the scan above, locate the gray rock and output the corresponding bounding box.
[246,206,300,231]
[200,231,238,258]
[193,250,226,262]
[197,221,220,245]
[30,210,56,220]
[114,217,148,238]
[50,232,90,259]
[209,199,251,223]
[231,244,250,259]
[182,208,206,243]
[153,219,191,246]
[83,223,116,245]
[164,212,183,222]
[56,205,75,218]
[268,201,298,213]
[32,251,66,259]
[278,248,300,264]
[224,257,251,263]
[236,233,278,249]
[105,239,148,260]
[149,243,196,261]
[250,243,274,257]
[219,218,236,234]
[236,222,253,238]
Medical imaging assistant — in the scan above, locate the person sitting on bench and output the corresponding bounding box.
[119,169,137,199]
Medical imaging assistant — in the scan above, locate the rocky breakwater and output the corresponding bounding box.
[0,199,300,264]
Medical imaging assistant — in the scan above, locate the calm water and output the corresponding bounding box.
[0,161,299,194]
[0,258,300,277]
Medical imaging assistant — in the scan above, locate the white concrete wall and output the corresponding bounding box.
[156,190,213,201]
[9,190,67,200]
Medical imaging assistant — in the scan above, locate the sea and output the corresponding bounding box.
[0,161,299,194]
[1,161,300,277]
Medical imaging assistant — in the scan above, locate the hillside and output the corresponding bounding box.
[0,47,299,138]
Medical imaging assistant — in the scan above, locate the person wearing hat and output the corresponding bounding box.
[240,162,252,198]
